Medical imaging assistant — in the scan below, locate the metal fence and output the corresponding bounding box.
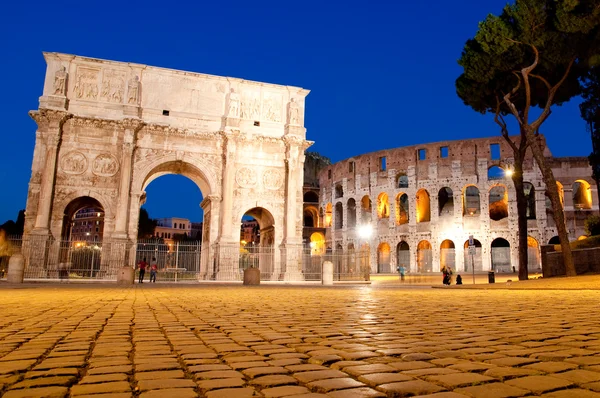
[1,236,368,283]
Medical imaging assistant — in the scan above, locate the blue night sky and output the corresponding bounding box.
[0,0,591,224]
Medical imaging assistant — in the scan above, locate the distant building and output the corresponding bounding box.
[191,222,203,240]
[240,220,260,248]
[155,217,192,244]
[69,208,104,243]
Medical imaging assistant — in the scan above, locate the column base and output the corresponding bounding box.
[283,271,304,282]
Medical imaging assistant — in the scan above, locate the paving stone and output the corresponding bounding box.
[553,370,600,384]
[307,377,366,392]
[505,375,574,394]
[484,366,540,380]
[413,394,472,398]
[10,376,76,388]
[87,365,132,375]
[524,361,578,373]
[455,382,529,398]
[139,388,197,398]
[540,390,600,398]
[25,368,80,378]
[488,357,539,367]
[427,372,495,388]
[3,386,69,398]
[80,374,128,384]
[205,388,260,397]
[294,370,348,383]
[343,364,396,376]
[262,385,311,397]
[243,366,289,378]
[197,377,246,391]
[70,381,131,395]
[326,387,386,397]
[250,375,298,387]
[357,372,413,386]
[377,380,446,396]
[137,378,197,390]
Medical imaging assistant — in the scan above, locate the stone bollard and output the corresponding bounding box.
[117,266,135,285]
[322,261,333,286]
[7,253,25,283]
[243,268,260,285]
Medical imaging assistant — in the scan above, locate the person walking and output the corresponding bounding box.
[137,258,147,283]
[149,257,158,283]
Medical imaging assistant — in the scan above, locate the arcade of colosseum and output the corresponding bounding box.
[314,137,597,274]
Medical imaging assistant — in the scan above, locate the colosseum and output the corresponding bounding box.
[311,136,597,275]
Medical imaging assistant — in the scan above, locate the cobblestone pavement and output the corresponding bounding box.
[1,285,600,397]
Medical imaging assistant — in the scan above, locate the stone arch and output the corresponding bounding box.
[527,236,541,271]
[416,189,431,223]
[335,184,344,199]
[573,180,592,209]
[417,240,432,272]
[136,158,215,197]
[491,238,511,272]
[489,184,509,221]
[309,232,325,255]
[303,191,319,203]
[347,198,356,228]
[438,187,454,217]
[303,206,319,228]
[377,193,390,219]
[360,195,372,223]
[463,185,481,216]
[439,239,455,272]
[463,238,482,271]
[377,242,391,273]
[523,182,536,219]
[334,202,343,230]
[53,191,112,240]
[395,193,409,225]
[240,207,276,277]
[396,241,410,270]
[397,173,409,188]
[488,165,505,180]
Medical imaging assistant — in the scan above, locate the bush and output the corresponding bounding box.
[584,215,600,237]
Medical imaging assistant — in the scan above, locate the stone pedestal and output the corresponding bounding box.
[322,261,333,286]
[7,254,25,283]
[243,268,260,285]
[117,266,135,285]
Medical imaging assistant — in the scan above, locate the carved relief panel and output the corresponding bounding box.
[100,69,126,104]
[241,91,260,120]
[73,67,99,100]
[262,92,282,123]
[60,151,88,175]
[92,154,120,177]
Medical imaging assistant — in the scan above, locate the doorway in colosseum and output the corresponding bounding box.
[347,199,356,228]
[324,203,332,227]
[416,190,431,223]
[417,240,432,272]
[463,186,481,216]
[439,240,455,272]
[377,242,391,273]
[527,236,541,272]
[396,241,410,271]
[303,206,319,228]
[309,232,325,256]
[438,188,454,217]
[395,194,409,225]
[491,238,511,272]
[334,202,343,230]
[377,193,390,221]
[489,185,508,221]
[360,196,372,223]
[573,180,592,209]
[463,239,482,271]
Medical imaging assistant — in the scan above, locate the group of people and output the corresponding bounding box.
[136,257,158,283]
[442,265,462,285]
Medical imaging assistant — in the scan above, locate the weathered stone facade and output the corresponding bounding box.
[25,52,311,280]
[319,137,597,274]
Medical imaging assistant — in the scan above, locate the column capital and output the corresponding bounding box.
[201,195,221,209]
[29,109,71,131]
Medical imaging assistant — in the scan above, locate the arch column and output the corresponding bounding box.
[200,195,220,280]
[283,136,305,281]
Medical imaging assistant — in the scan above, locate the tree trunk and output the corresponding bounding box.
[512,155,529,281]
[526,130,576,276]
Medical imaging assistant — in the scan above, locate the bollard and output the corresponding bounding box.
[117,266,135,285]
[7,253,25,283]
[243,268,260,285]
[322,261,333,286]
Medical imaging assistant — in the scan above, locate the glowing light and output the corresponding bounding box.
[505,168,514,177]
[358,224,373,239]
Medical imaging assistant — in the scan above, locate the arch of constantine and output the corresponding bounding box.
[24,52,311,280]
[317,138,597,274]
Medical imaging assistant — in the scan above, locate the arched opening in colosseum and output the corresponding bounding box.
[395,193,409,225]
[438,187,454,217]
[241,207,275,275]
[417,240,432,272]
[487,165,505,180]
[59,196,105,277]
[361,195,372,223]
[573,180,592,209]
[377,193,390,219]
[416,189,431,223]
[463,239,482,271]
[548,236,560,244]
[524,182,536,219]
[324,203,332,227]
[545,182,565,221]
[303,206,319,228]
[489,185,508,221]
[377,242,391,273]
[397,173,409,188]
[335,184,344,199]
[527,236,541,271]
[360,242,371,274]
[309,232,325,256]
[347,199,356,228]
[491,238,511,272]
[396,241,410,270]
[439,240,455,272]
[303,191,319,203]
[462,185,481,216]
[334,202,343,230]
[347,243,357,274]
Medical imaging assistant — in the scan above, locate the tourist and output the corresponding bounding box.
[456,274,462,285]
[137,258,147,283]
[150,257,158,283]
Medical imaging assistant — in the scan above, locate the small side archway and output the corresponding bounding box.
[417,240,432,272]
[527,236,541,271]
[377,242,391,273]
[360,195,372,223]
[489,185,508,221]
[347,198,357,229]
[438,187,454,217]
[396,193,409,225]
[463,239,482,271]
[377,193,390,219]
[573,180,592,209]
[396,241,410,271]
[463,185,481,216]
[491,238,511,272]
[334,202,343,230]
[416,189,431,223]
[439,239,455,272]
